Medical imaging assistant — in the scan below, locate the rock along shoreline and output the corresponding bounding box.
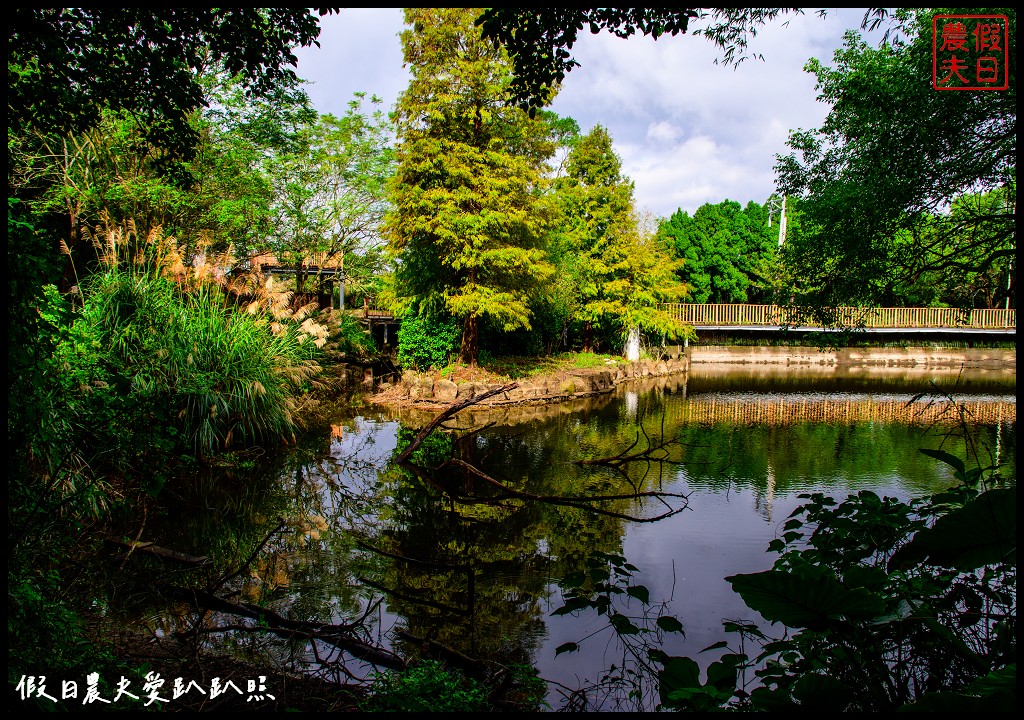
[370,356,690,410]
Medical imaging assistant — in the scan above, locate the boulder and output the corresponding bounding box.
[434,378,458,402]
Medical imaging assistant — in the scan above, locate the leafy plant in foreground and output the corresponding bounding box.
[396,311,461,372]
[359,659,489,712]
[550,551,686,711]
[656,449,1015,712]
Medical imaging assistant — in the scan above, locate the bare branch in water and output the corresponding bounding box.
[394,385,691,522]
[395,382,519,465]
[576,423,687,468]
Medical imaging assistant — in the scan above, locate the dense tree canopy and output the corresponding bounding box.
[8,8,341,429]
[774,8,1016,309]
[658,199,777,304]
[8,8,336,169]
[553,125,636,350]
[553,125,687,351]
[384,8,557,366]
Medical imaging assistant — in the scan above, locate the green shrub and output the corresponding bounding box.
[359,660,489,713]
[396,312,460,371]
[8,567,151,712]
[53,265,324,463]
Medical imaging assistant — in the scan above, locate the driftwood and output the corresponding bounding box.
[356,575,469,617]
[209,518,288,593]
[394,629,484,678]
[395,382,519,464]
[576,412,686,468]
[441,458,689,522]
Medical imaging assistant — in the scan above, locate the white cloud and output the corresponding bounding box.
[293,8,409,118]
[294,8,884,218]
[646,121,683,144]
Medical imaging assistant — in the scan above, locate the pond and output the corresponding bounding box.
[124,363,1015,712]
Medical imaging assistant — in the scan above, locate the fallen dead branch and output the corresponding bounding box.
[393,385,690,522]
[441,458,689,522]
[105,537,210,566]
[395,382,519,464]
[576,419,686,468]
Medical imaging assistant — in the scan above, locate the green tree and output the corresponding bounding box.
[8,9,335,168]
[551,126,689,355]
[658,199,777,304]
[8,7,339,424]
[6,9,340,696]
[384,8,557,366]
[264,93,395,304]
[774,9,1016,309]
[553,125,636,351]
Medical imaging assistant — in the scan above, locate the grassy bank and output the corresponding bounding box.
[431,351,622,384]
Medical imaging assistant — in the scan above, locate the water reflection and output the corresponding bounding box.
[128,365,1014,711]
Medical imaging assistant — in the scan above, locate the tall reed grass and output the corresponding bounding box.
[58,220,328,460]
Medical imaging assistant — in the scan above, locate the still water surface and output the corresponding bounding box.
[143,364,1015,711]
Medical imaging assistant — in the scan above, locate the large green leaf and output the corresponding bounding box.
[656,615,685,634]
[750,685,799,711]
[896,488,1016,571]
[625,584,650,603]
[896,690,1016,712]
[554,642,579,656]
[705,654,742,692]
[658,656,700,708]
[917,448,965,476]
[726,566,886,630]
[609,612,640,635]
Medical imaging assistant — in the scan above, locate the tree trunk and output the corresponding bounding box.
[459,314,479,367]
[582,321,594,354]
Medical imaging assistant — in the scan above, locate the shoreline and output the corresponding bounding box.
[367,345,1015,413]
[369,356,689,410]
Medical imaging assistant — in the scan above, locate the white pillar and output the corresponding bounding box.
[625,326,641,362]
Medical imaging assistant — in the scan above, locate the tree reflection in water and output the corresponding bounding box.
[131,369,1013,711]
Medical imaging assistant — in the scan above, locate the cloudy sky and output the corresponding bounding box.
[293,8,882,220]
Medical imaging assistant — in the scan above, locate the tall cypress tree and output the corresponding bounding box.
[554,125,688,354]
[383,8,556,366]
[553,125,635,352]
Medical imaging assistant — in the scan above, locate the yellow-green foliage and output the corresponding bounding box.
[384,8,557,364]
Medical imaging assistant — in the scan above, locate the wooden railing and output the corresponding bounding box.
[661,304,1016,330]
[249,252,343,270]
[668,396,1015,427]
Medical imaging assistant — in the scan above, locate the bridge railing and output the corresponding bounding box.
[661,304,1016,329]
[249,252,344,270]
